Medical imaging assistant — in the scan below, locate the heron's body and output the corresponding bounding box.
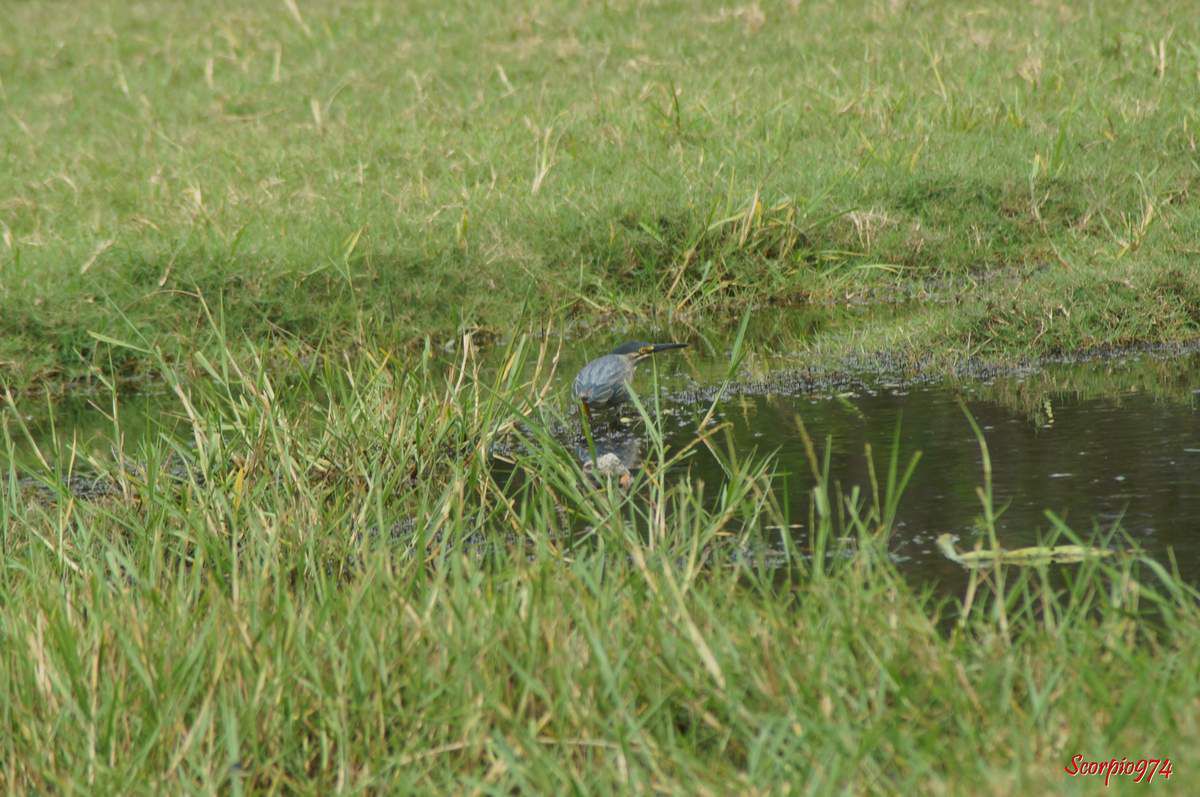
[573,354,635,408]
[572,341,686,415]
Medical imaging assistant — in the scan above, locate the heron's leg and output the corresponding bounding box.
[578,399,599,464]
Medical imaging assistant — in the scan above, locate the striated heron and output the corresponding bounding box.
[572,341,687,419]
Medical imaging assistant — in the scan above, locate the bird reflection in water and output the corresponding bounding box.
[577,434,642,490]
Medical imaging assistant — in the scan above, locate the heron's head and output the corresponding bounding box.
[609,341,687,362]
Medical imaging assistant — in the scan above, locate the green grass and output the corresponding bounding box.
[3,338,1198,792]
[3,0,1200,388]
[4,2,1200,791]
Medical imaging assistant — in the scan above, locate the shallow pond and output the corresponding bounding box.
[606,371,1200,588]
[7,311,1200,594]
[519,321,1200,590]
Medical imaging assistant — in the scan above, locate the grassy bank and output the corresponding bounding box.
[3,340,1197,791]
[4,2,1200,791]
[3,0,1200,389]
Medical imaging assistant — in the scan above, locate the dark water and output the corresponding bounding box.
[641,378,1200,588]
[7,312,1200,591]
[533,321,1200,589]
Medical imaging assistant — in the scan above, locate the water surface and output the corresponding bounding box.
[536,326,1200,589]
[8,312,1200,593]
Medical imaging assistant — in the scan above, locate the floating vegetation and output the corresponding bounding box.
[936,533,1115,568]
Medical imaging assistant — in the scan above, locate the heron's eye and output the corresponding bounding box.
[639,346,654,355]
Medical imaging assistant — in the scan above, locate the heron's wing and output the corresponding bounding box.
[573,355,632,404]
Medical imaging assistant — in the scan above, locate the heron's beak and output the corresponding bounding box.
[638,342,687,357]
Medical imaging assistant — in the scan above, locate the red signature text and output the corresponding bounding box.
[1064,755,1173,786]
